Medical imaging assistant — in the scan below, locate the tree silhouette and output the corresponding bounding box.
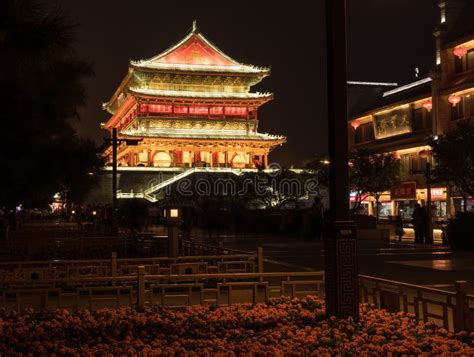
[430,119,474,211]
[0,0,101,208]
[350,149,401,219]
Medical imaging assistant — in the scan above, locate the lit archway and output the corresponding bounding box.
[153,152,172,167]
[232,153,247,168]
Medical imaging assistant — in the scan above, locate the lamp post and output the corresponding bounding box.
[164,207,183,257]
[105,128,142,234]
[324,0,359,319]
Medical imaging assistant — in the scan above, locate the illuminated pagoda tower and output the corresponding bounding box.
[102,22,285,173]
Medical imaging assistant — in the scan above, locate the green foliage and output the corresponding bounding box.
[350,149,401,217]
[430,119,474,199]
[0,0,101,208]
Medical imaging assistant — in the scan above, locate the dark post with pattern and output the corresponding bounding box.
[324,0,359,319]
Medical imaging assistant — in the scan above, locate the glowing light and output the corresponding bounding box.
[351,121,360,130]
[393,152,401,160]
[225,107,247,116]
[174,106,188,114]
[209,106,224,115]
[92,211,97,216]
[71,210,76,214]
[448,94,462,107]
[453,46,467,59]
[169,209,179,218]
[419,150,430,159]
[189,106,208,115]
[148,104,173,114]
[422,101,433,111]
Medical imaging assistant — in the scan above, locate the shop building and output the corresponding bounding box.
[348,0,474,221]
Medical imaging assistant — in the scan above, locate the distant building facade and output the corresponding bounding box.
[102,23,285,170]
[348,0,474,220]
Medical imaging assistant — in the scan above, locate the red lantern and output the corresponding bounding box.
[453,46,468,59]
[419,150,429,159]
[351,121,360,130]
[422,101,433,112]
[393,151,401,160]
[448,94,462,107]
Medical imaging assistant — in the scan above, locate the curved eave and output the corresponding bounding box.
[129,62,270,78]
[130,61,269,74]
[103,96,137,129]
[120,131,286,143]
[128,88,273,105]
[103,69,134,114]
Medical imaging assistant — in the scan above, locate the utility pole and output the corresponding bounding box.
[324,0,359,319]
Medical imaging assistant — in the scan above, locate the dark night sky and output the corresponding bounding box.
[60,0,438,166]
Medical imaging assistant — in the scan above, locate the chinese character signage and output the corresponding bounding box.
[373,106,412,139]
[391,182,417,200]
[430,188,446,201]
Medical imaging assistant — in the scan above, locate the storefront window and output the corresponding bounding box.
[378,202,392,217]
[431,201,447,219]
[397,201,417,221]
[460,199,474,212]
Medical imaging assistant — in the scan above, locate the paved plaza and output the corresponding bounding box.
[224,236,474,294]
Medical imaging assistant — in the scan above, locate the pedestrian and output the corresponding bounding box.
[395,215,404,242]
[420,205,429,244]
[311,197,324,240]
[412,204,423,244]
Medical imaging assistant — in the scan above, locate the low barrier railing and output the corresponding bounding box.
[359,275,473,332]
[179,239,254,256]
[4,235,132,260]
[0,249,261,281]
[0,271,325,312]
[1,257,473,332]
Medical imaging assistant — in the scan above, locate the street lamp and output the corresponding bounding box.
[325,0,359,319]
[164,206,183,257]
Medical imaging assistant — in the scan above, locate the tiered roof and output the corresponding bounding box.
[103,22,271,114]
[130,22,269,75]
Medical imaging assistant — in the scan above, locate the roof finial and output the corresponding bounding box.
[192,20,197,32]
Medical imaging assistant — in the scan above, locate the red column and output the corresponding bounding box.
[194,151,201,162]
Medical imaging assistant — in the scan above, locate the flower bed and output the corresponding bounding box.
[1,296,473,356]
